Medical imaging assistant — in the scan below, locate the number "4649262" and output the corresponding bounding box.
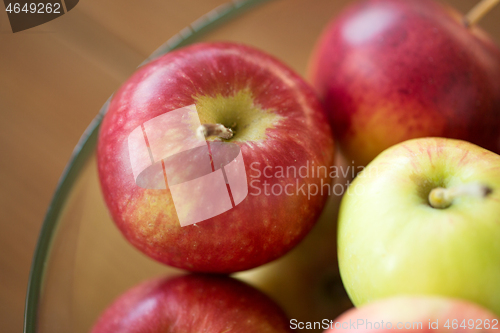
[5,3,61,14]
[444,319,499,330]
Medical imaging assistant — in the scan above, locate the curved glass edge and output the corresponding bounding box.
[23,0,272,331]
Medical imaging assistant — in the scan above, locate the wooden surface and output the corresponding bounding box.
[0,0,499,332]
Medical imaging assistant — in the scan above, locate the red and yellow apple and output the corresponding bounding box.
[237,151,353,333]
[338,137,500,315]
[309,0,500,167]
[97,42,335,273]
[325,296,500,333]
[90,274,292,333]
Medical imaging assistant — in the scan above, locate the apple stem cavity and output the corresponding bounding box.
[463,0,500,27]
[197,123,234,140]
[428,183,493,209]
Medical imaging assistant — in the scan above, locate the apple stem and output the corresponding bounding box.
[197,123,233,140]
[428,183,492,209]
[463,0,500,27]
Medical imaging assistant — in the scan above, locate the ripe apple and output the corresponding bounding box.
[90,274,292,333]
[325,296,500,333]
[237,151,353,333]
[338,137,500,315]
[97,42,335,273]
[309,0,500,167]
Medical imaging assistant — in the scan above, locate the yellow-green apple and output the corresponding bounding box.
[97,42,335,273]
[309,0,500,167]
[338,137,500,315]
[324,296,500,333]
[90,274,292,333]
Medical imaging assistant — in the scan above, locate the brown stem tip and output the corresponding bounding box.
[197,123,233,140]
[463,0,500,27]
[428,183,493,209]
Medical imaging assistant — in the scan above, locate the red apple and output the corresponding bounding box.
[237,151,353,333]
[90,274,292,333]
[97,42,335,273]
[324,296,500,333]
[309,0,500,167]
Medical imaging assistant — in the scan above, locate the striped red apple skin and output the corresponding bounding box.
[91,274,293,333]
[97,42,335,273]
[309,0,500,167]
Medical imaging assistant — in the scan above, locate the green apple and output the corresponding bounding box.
[338,137,500,315]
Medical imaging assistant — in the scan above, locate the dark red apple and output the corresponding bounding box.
[309,0,500,167]
[97,42,335,273]
[90,274,292,333]
[324,296,500,333]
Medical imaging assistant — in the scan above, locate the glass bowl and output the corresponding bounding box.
[24,0,500,332]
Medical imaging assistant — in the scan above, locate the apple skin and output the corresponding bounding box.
[90,274,292,333]
[237,151,353,333]
[309,0,500,167]
[97,42,334,273]
[324,296,500,333]
[338,138,500,315]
